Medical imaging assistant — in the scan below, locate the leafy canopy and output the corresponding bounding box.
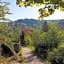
[16,0,64,20]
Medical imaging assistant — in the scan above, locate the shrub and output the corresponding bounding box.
[32,23,61,59]
[48,44,64,64]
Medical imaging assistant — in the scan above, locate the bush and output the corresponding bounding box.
[32,23,61,59]
[48,44,64,64]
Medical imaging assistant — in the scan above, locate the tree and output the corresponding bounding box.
[42,21,49,32]
[0,0,12,21]
[16,0,64,20]
[0,23,11,41]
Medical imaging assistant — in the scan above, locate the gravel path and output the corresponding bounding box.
[22,47,44,64]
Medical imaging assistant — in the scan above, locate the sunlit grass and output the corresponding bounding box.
[44,60,51,64]
[20,47,26,64]
[27,45,35,51]
[0,56,10,64]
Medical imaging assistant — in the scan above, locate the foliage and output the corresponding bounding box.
[31,23,61,59]
[0,0,22,60]
[44,60,51,64]
[0,23,22,60]
[42,21,49,32]
[58,30,64,43]
[0,22,20,45]
[24,34,33,46]
[16,0,64,19]
[48,44,64,64]
[0,0,12,21]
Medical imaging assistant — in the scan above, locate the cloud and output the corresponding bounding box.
[44,10,64,20]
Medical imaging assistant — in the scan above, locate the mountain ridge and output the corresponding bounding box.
[4,19,64,29]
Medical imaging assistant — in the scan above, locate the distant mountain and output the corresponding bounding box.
[6,19,43,28]
[47,19,64,29]
[5,19,64,29]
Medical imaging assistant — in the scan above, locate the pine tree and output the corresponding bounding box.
[0,0,12,22]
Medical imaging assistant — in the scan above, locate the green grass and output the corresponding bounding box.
[27,45,35,51]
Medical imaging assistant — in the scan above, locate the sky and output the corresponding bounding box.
[2,0,64,21]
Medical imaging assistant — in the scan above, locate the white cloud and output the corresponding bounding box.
[43,10,64,20]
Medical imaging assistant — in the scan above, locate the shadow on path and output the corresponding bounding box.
[22,47,44,64]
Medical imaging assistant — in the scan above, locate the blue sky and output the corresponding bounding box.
[2,0,64,21]
[3,0,39,21]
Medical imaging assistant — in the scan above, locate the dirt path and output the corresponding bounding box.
[22,47,44,64]
[1,47,44,64]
